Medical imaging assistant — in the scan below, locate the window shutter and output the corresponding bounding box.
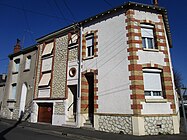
[39,73,51,87]
[143,72,162,91]
[141,28,154,38]
[42,57,53,72]
[42,42,54,56]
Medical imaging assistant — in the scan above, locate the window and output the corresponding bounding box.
[42,42,54,56]
[10,83,17,100]
[25,56,31,70]
[141,24,155,49]
[38,73,51,87]
[42,57,52,72]
[14,59,20,72]
[143,69,162,98]
[86,34,94,57]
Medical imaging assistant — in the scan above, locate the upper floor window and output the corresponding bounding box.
[14,59,20,73]
[42,42,54,57]
[10,83,17,100]
[143,69,163,98]
[86,34,94,57]
[25,55,31,70]
[141,24,155,49]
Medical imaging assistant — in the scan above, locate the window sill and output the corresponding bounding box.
[12,71,18,75]
[83,56,94,60]
[145,98,167,103]
[143,48,159,52]
[7,99,16,103]
[23,69,30,72]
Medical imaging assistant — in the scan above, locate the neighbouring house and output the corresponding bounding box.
[0,39,37,121]
[31,1,179,136]
[0,74,7,112]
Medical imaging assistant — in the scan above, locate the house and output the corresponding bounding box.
[31,1,179,136]
[0,39,37,121]
[0,74,6,112]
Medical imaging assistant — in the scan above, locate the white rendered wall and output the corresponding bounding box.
[83,12,132,114]
[134,10,174,114]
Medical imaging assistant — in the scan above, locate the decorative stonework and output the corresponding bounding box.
[52,35,68,98]
[12,108,19,120]
[54,102,65,115]
[98,115,132,134]
[82,30,98,59]
[144,116,174,135]
[68,47,78,61]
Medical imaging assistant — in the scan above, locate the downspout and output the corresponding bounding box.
[76,25,83,127]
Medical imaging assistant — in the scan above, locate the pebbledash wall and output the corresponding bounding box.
[31,35,69,125]
[81,6,179,135]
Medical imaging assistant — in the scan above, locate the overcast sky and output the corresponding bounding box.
[0,0,187,86]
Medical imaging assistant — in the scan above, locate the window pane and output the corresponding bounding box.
[11,84,17,99]
[147,38,154,49]
[153,91,162,96]
[25,57,31,70]
[145,91,151,96]
[142,37,146,48]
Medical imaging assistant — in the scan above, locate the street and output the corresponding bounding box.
[0,119,187,140]
[0,121,83,140]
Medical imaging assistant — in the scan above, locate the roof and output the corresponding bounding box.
[8,45,37,59]
[36,1,172,47]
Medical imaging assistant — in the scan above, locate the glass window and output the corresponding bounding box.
[86,34,94,57]
[25,56,31,70]
[14,59,20,72]
[143,69,162,98]
[10,83,17,100]
[141,25,155,49]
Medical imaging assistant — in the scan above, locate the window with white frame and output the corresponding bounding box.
[143,69,163,98]
[14,59,20,72]
[25,56,31,70]
[86,34,94,57]
[141,24,155,49]
[10,83,17,100]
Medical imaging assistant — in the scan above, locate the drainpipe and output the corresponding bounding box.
[76,25,83,127]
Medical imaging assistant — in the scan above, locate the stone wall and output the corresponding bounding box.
[54,102,65,115]
[144,116,174,135]
[34,44,43,97]
[52,35,68,98]
[98,115,132,134]
[68,47,78,61]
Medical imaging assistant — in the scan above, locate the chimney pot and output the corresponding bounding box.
[153,0,158,6]
[14,38,21,53]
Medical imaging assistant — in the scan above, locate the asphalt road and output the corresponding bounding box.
[0,120,187,140]
[0,121,82,140]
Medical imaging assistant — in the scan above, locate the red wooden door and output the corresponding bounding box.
[38,103,53,124]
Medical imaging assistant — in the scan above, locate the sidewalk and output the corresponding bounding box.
[0,118,186,140]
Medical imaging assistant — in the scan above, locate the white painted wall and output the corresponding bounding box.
[141,102,172,114]
[134,10,175,114]
[83,12,132,114]
[137,50,166,66]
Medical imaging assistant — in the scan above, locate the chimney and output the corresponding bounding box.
[14,38,21,53]
[153,0,158,6]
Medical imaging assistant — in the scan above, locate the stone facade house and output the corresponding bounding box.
[0,40,37,120]
[0,74,6,112]
[31,1,180,136]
